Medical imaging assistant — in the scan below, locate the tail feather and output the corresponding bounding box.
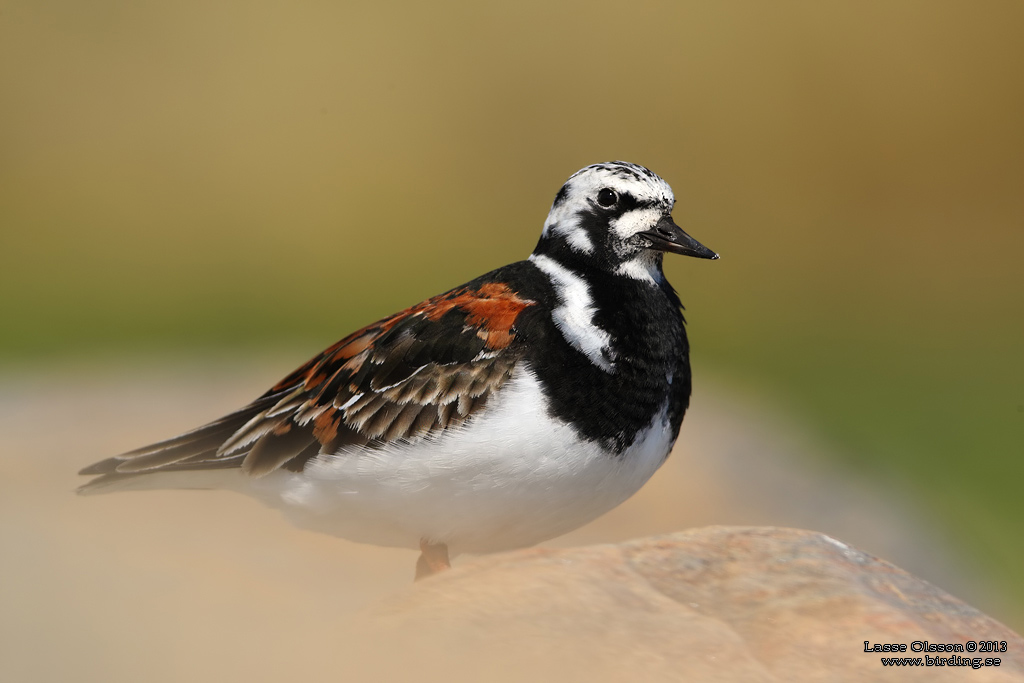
[77,393,286,493]
[76,464,247,495]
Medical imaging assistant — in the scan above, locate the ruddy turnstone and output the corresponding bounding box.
[79,161,718,579]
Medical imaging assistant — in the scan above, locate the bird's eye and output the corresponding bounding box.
[597,188,617,208]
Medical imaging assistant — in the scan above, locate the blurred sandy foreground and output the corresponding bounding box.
[0,356,991,682]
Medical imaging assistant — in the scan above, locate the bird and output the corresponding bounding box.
[79,161,718,580]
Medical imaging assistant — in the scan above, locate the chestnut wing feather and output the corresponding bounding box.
[78,282,535,489]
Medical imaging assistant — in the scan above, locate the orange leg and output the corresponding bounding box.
[415,540,451,581]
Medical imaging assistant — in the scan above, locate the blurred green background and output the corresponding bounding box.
[2,0,1022,625]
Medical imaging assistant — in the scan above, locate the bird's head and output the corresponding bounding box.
[533,161,717,282]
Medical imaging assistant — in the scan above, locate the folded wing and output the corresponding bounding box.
[79,282,536,491]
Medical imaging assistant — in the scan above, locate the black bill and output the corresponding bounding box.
[639,215,719,260]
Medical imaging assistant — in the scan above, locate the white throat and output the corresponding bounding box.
[614,251,664,285]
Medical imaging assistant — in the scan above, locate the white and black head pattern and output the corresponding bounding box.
[527,161,716,381]
[533,161,706,284]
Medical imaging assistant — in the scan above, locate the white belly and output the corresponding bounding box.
[246,367,675,554]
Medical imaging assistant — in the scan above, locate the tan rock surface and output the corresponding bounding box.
[353,527,1024,683]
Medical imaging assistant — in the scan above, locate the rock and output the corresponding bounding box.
[346,527,1024,682]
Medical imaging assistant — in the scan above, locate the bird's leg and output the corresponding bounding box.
[415,539,451,581]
